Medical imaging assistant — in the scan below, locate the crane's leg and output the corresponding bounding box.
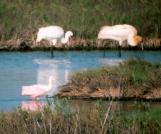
[50,40,57,58]
[118,41,122,58]
[49,41,54,58]
[103,40,106,58]
[50,46,54,58]
[118,45,121,58]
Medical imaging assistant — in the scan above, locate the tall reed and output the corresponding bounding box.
[0,0,160,41]
[0,99,161,134]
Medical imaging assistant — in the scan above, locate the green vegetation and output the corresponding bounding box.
[60,59,161,99]
[0,99,161,134]
[0,0,160,42]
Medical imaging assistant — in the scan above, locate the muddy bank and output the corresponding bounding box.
[58,59,161,101]
[58,87,161,101]
[0,38,160,51]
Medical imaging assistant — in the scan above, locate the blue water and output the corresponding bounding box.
[0,50,161,111]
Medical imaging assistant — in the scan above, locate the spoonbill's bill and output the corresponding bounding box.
[21,76,56,99]
[36,25,73,57]
[97,24,143,57]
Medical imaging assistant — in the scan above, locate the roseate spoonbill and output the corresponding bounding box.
[21,76,55,99]
[36,25,73,58]
[21,101,46,112]
[97,24,143,57]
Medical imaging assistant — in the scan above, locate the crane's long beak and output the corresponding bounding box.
[141,37,144,50]
[141,43,144,50]
[141,38,144,50]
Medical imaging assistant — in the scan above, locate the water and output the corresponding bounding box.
[0,50,161,111]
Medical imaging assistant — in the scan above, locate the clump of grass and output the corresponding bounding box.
[60,59,161,98]
[115,59,156,85]
[109,108,161,134]
[0,99,161,134]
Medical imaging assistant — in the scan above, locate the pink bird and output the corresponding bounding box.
[21,76,54,99]
[21,101,46,112]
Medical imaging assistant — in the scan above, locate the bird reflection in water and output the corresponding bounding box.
[20,101,46,112]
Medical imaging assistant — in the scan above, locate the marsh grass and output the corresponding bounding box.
[0,0,160,42]
[0,0,160,51]
[60,59,161,98]
[0,99,161,134]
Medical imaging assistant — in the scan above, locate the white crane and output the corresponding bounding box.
[97,24,143,57]
[36,25,73,57]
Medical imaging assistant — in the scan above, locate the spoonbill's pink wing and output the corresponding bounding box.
[21,85,48,98]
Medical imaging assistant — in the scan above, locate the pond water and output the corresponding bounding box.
[0,50,161,111]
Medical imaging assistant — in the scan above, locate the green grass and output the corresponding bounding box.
[0,0,160,41]
[60,59,161,97]
[114,59,159,85]
[0,99,161,134]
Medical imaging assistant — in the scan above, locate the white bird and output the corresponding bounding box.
[21,76,55,99]
[36,25,73,57]
[97,24,143,56]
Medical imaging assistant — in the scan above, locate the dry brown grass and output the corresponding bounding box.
[0,37,160,51]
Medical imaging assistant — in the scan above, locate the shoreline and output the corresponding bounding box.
[57,95,161,102]
[0,38,160,51]
[57,87,161,102]
[58,59,161,101]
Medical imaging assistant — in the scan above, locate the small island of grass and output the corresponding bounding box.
[58,59,161,101]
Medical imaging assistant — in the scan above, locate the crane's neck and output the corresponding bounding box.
[127,34,137,46]
[61,32,70,44]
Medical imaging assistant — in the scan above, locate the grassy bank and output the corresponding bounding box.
[0,37,161,51]
[0,99,161,134]
[59,59,161,99]
[0,0,160,50]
